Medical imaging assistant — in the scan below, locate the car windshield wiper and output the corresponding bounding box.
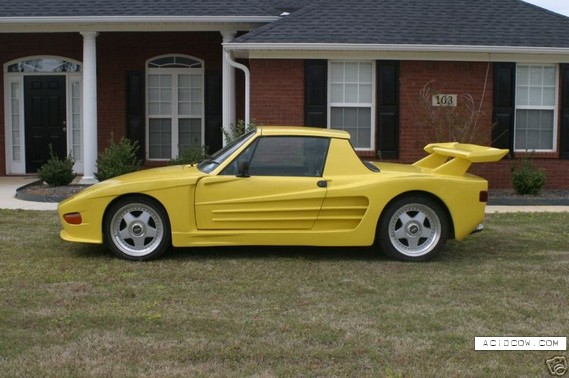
[197,159,221,172]
[199,159,219,166]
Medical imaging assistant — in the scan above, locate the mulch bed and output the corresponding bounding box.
[488,189,569,205]
[16,181,90,203]
[15,179,569,205]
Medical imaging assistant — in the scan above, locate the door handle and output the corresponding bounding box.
[317,180,327,188]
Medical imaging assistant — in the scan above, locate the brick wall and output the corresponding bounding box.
[0,32,223,175]
[398,61,569,189]
[3,38,569,188]
[248,58,569,189]
[250,59,304,126]
[399,61,494,161]
[97,32,223,150]
[472,158,569,189]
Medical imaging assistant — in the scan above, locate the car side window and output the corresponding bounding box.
[221,136,330,177]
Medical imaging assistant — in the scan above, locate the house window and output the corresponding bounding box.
[146,55,204,160]
[514,64,557,151]
[10,83,21,162]
[7,58,81,73]
[329,61,374,150]
[70,81,82,160]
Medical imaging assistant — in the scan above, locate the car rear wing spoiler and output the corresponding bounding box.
[413,142,509,176]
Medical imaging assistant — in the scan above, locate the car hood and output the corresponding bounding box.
[104,164,203,184]
[62,164,206,203]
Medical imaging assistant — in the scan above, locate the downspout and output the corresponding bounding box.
[224,50,250,127]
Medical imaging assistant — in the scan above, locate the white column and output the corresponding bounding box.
[221,31,236,146]
[80,32,99,184]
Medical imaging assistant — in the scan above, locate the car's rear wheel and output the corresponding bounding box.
[378,195,449,261]
[103,196,171,261]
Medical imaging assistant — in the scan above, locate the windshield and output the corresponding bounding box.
[198,130,256,173]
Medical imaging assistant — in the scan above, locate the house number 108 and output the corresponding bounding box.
[432,94,457,107]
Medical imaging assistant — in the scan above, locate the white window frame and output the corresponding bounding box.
[146,55,205,161]
[3,56,82,175]
[68,79,83,166]
[4,76,24,174]
[327,60,376,151]
[514,63,558,153]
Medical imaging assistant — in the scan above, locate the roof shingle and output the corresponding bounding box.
[0,0,275,17]
[1,0,568,49]
[235,0,569,48]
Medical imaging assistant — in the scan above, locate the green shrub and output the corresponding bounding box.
[511,158,546,195]
[169,145,208,166]
[37,145,75,186]
[95,135,142,182]
[222,119,257,144]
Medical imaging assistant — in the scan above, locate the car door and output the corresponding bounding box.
[195,136,330,230]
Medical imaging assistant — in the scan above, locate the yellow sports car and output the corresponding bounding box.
[58,126,508,261]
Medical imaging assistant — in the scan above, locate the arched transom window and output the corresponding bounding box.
[146,55,204,160]
[7,58,81,73]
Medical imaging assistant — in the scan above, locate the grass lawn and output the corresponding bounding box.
[0,209,567,377]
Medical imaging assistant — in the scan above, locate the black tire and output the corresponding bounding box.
[378,195,449,262]
[103,196,171,261]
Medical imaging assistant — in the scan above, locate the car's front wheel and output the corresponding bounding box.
[103,196,171,261]
[378,195,449,261]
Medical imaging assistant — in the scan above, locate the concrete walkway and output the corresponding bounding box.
[0,176,57,211]
[485,205,569,213]
[0,176,568,213]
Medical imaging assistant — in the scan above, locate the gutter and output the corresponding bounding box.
[224,50,250,127]
[224,42,569,56]
[0,16,280,24]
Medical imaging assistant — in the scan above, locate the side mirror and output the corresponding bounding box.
[237,160,250,178]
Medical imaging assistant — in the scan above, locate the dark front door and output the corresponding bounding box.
[24,76,67,172]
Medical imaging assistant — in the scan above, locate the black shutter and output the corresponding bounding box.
[560,64,569,159]
[304,60,327,128]
[125,71,145,162]
[492,63,516,152]
[376,61,400,159]
[205,71,223,153]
